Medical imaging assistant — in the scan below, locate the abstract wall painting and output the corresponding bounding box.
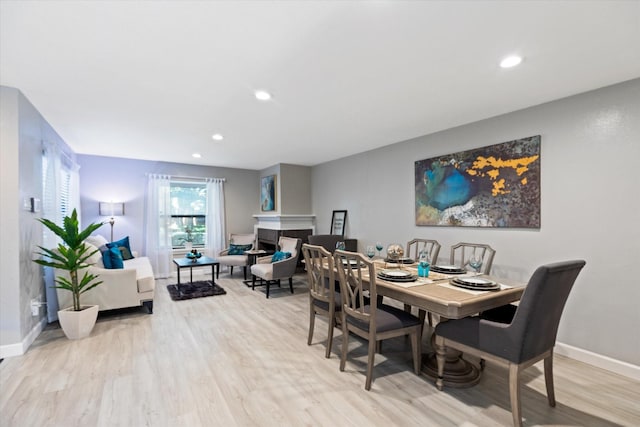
[261,174,276,211]
[415,135,541,228]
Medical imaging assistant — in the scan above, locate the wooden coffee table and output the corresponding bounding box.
[173,256,219,285]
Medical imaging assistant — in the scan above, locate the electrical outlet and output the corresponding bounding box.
[31,299,40,316]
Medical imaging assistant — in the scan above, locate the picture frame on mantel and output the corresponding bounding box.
[330,210,347,236]
[261,174,276,211]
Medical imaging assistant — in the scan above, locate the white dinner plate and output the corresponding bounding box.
[379,269,413,278]
[455,277,496,286]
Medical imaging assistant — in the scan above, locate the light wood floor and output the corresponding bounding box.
[1,271,639,427]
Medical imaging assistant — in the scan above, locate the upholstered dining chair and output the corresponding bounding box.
[434,260,586,427]
[333,249,422,390]
[251,236,302,298]
[302,243,341,358]
[307,234,341,253]
[216,233,256,280]
[403,238,442,328]
[405,238,441,264]
[450,242,496,274]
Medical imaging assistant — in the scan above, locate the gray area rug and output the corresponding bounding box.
[167,280,226,301]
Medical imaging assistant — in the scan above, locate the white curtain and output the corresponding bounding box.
[145,174,172,278]
[42,142,81,322]
[206,178,226,257]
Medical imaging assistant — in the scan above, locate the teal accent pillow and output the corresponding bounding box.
[228,243,252,255]
[107,236,134,260]
[102,246,124,269]
[271,251,291,262]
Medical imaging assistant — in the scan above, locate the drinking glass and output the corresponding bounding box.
[418,250,430,277]
[375,242,383,257]
[469,249,483,273]
[335,241,346,251]
[366,245,375,259]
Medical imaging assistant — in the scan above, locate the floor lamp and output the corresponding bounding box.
[99,202,125,241]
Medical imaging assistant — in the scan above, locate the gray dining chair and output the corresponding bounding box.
[405,238,441,263]
[434,260,586,427]
[302,243,341,358]
[334,249,422,390]
[450,242,496,274]
[404,238,441,327]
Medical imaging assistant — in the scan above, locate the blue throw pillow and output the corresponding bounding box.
[271,251,291,262]
[228,243,252,255]
[107,236,134,260]
[102,246,124,269]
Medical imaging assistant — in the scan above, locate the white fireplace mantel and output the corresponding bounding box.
[253,214,316,232]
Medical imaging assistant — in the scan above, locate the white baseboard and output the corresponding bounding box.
[0,317,47,359]
[555,342,640,381]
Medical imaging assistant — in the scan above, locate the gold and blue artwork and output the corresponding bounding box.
[415,135,540,228]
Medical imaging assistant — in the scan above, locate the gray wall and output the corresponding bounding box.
[1,86,74,352]
[311,79,640,365]
[280,164,312,215]
[77,155,260,250]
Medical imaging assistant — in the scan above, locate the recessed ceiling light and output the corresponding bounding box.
[192,153,201,158]
[254,90,272,101]
[212,133,224,141]
[500,55,523,68]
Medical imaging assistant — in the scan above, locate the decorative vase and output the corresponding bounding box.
[57,305,99,339]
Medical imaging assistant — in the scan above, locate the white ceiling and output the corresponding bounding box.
[2,1,639,170]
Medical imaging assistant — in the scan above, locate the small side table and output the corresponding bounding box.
[242,249,269,287]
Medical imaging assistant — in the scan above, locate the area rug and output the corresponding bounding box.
[166,280,226,301]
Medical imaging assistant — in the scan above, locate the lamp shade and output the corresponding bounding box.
[99,202,125,216]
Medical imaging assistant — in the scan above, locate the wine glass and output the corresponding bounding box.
[468,249,483,273]
[335,241,346,251]
[375,241,383,258]
[366,245,375,259]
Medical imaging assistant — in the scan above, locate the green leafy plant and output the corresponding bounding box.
[33,209,105,311]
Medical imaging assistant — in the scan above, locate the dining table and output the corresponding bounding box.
[340,258,525,388]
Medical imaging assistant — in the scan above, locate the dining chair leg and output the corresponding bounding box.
[243,266,247,280]
[365,336,376,390]
[266,281,271,298]
[307,305,315,346]
[435,335,446,391]
[325,308,335,358]
[544,354,556,407]
[251,275,256,290]
[410,329,421,375]
[340,318,349,372]
[509,363,523,427]
[289,277,294,294]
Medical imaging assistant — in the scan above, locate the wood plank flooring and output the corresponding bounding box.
[1,272,639,426]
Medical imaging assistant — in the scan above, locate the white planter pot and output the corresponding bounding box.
[57,305,99,340]
[185,242,193,251]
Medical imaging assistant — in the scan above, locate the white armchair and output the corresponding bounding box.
[250,236,302,298]
[216,233,256,280]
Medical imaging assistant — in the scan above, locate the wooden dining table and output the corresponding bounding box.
[356,260,526,388]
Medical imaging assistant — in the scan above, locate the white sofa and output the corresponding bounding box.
[55,235,155,313]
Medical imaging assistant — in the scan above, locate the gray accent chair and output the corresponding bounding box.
[302,243,341,358]
[251,236,302,298]
[334,249,422,390]
[216,233,255,280]
[434,260,586,427]
[450,242,496,274]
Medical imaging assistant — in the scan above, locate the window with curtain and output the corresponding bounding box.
[170,181,207,248]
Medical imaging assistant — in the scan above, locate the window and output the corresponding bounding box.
[170,181,207,248]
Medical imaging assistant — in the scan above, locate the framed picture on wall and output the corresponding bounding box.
[261,174,276,211]
[330,210,347,236]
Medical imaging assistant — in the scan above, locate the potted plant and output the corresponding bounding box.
[33,209,105,339]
